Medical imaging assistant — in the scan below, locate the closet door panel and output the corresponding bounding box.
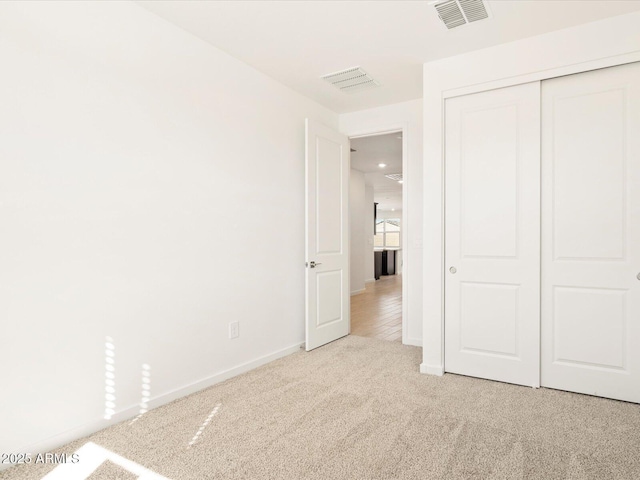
[445,82,541,387]
[541,62,640,403]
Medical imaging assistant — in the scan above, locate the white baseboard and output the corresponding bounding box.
[420,363,444,376]
[7,342,304,470]
[144,342,303,406]
[365,278,376,284]
[350,288,366,296]
[403,336,422,347]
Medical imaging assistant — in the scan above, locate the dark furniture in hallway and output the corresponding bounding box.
[374,250,396,279]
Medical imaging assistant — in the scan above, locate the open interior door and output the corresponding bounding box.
[305,119,350,351]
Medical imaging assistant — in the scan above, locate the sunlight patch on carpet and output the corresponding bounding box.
[129,364,152,426]
[188,403,222,447]
[40,442,168,480]
[103,337,116,420]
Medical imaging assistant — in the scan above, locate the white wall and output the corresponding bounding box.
[422,11,640,375]
[349,169,366,295]
[0,1,338,456]
[340,99,423,346]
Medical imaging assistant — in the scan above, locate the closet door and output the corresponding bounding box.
[541,62,640,403]
[444,82,541,387]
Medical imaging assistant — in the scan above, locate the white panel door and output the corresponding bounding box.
[445,82,541,387]
[541,63,640,403]
[305,119,350,351]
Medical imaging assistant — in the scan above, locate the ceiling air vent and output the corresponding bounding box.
[433,0,489,29]
[459,0,489,23]
[385,173,403,182]
[321,67,380,94]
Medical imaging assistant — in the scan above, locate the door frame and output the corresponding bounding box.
[348,123,410,345]
[422,15,640,376]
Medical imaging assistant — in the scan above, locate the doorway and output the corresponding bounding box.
[348,131,404,342]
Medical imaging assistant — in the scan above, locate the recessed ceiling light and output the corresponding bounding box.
[378,163,386,168]
[391,208,395,211]
[398,180,403,184]
[396,135,402,139]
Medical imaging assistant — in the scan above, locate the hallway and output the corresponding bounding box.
[350,275,402,342]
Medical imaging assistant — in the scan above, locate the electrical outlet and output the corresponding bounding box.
[228,321,239,339]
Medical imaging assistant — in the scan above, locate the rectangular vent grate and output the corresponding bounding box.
[433,0,489,29]
[435,0,466,29]
[321,67,380,94]
[385,173,403,182]
[459,0,488,23]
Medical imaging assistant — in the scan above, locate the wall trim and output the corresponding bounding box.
[10,342,304,465]
[350,288,366,296]
[443,52,640,100]
[420,363,444,376]
[404,336,422,347]
[365,278,376,284]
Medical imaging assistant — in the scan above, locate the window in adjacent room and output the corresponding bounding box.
[374,218,400,248]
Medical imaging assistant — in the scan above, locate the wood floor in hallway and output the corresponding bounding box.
[350,274,402,342]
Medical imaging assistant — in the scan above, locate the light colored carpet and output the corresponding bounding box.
[4,335,640,479]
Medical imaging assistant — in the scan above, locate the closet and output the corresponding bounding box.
[444,62,640,403]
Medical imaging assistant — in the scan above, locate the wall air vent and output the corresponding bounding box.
[433,0,489,29]
[321,67,380,94]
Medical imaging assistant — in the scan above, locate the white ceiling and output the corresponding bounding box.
[137,0,640,113]
[351,132,402,174]
[351,132,403,213]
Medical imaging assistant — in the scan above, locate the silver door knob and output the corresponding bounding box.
[308,261,322,269]
[449,266,457,274]
[637,272,640,281]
